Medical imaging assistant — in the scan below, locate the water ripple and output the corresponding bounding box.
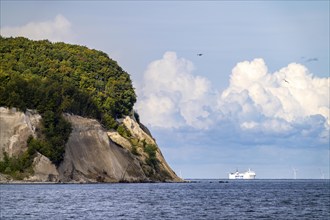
[1,180,329,219]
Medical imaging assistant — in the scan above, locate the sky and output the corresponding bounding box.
[1,1,329,179]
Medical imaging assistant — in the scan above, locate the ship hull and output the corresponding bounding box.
[229,169,256,179]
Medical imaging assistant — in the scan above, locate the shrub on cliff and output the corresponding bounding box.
[0,151,34,179]
[144,143,159,169]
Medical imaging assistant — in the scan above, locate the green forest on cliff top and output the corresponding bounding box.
[0,36,136,122]
[0,37,138,175]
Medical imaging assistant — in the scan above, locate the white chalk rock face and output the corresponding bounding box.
[0,107,41,159]
[123,116,155,145]
[27,152,59,182]
[58,114,147,183]
[0,108,181,183]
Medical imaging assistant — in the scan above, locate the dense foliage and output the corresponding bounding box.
[0,36,136,125]
[144,143,159,169]
[0,36,137,169]
[0,151,34,180]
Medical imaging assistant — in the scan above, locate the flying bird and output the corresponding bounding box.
[197,53,203,56]
[283,79,289,83]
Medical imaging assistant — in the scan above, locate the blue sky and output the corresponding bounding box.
[1,1,329,179]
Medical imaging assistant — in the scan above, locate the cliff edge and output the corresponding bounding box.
[0,108,181,183]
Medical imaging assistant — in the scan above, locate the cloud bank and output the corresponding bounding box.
[1,14,73,42]
[219,58,329,141]
[137,52,329,145]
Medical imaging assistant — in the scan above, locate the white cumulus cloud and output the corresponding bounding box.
[136,51,216,129]
[1,14,73,42]
[219,58,329,139]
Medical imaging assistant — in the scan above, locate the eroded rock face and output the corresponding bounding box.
[122,116,182,182]
[27,153,59,182]
[0,108,181,183]
[107,131,132,150]
[0,107,41,159]
[58,114,147,183]
[123,116,155,145]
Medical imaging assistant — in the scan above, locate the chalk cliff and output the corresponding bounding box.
[0,107,41,160]
[0,108,181,183]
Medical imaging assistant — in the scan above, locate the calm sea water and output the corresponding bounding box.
[1,180,329,219]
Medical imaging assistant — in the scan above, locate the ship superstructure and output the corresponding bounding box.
[229,169,256,179]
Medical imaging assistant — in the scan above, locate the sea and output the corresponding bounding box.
[1,179,329,220]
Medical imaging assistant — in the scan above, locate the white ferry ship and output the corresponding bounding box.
[229,169,256,179]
